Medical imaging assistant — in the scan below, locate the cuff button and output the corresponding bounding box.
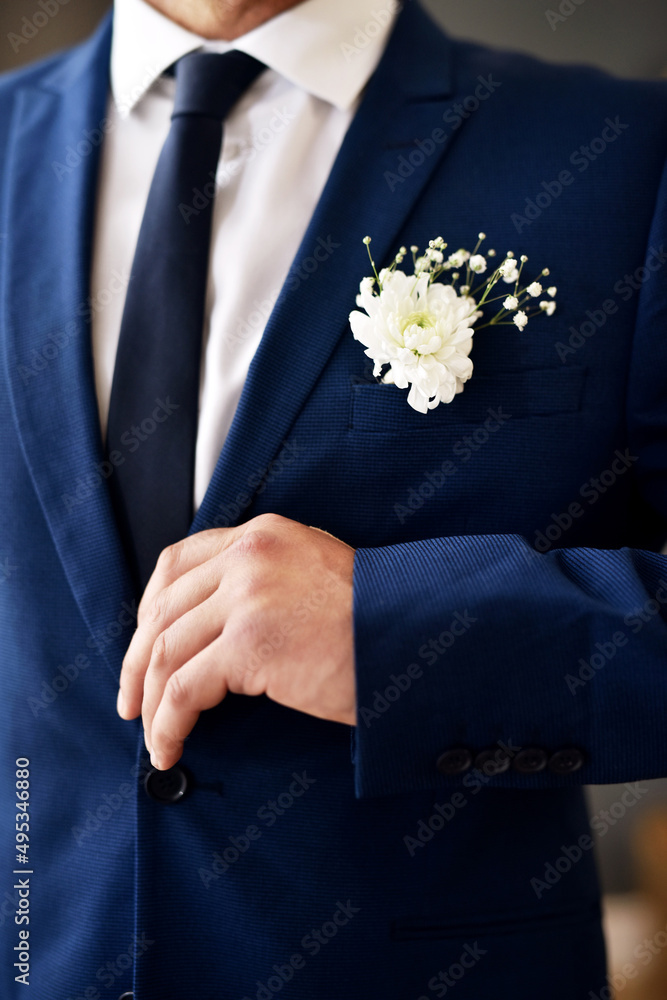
[548,748,585,774]
[474,747,512,775]
[513,747,548,774]
[436,747,473,776]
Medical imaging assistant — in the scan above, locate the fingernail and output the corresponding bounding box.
[150,752,162,770]
[116,689,126,717]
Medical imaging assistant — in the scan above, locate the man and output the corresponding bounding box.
[1,0,666,996]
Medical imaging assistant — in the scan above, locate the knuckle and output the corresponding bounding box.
[156,541,184,576]
[145,590,171,629]
[150,629,173,671]
[164,670,190,709]
[231,528,274,561]
[252,512,286,530]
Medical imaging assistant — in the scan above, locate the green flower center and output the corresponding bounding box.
[401,310,434,333]
[401,311,437,356]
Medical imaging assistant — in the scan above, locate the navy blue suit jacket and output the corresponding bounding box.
[2,4,667,998]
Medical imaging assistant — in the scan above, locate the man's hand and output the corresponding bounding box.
[117,513,356,770]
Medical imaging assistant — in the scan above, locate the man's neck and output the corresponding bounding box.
[143,0,307,40]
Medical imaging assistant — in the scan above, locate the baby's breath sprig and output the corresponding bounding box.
[350,231,558,414]
[367,232,557,332]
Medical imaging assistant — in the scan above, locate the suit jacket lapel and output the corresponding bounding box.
[192,2,462,533]
[1,15,136,679]
[2,2,470,643]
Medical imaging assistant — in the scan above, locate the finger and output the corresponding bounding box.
[138,527,242,626]
[149,638,230,770]
[141,593,227,751]
[119,562,220,720]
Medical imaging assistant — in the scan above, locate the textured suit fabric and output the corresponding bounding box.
[1,3,667,997]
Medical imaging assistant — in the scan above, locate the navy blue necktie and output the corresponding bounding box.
[106,51,266,591]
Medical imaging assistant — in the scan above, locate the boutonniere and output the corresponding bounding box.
[349,234,557,413]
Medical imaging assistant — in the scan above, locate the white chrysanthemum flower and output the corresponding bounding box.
[469,254,487,274]
[503,295,519,310]
[548,286,557,297]
[527,281,542,297]
[349,270,482,413]
[540,300,557,316]
[513,310,528,330]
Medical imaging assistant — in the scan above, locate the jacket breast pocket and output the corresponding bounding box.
[349,366,587,433]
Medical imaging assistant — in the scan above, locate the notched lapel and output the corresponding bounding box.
[192,3,470,533]
[0,16,136,679]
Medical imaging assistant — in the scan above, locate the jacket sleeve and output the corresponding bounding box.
[351,155,667,800]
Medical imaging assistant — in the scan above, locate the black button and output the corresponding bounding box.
[513,747,548,774]
[436,747,473,775]
[549,747,585,774]
[143,765,189,803]
[474,747,512,775]
[118,993,134,1000]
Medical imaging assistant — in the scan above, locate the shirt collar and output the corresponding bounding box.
[111,0,400,116]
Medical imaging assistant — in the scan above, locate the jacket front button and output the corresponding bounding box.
[143,765,189,803]
[513,747,548,774]
[118,993,134,1000]
[436,747,473,775]
[549,747,585,774]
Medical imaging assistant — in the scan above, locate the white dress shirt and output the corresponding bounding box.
[91,0,397,510]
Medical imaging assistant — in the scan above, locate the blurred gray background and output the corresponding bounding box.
[0,0,666,77]
[1,0,666,901]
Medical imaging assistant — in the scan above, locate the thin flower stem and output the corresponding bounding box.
[365,239,383,291]
[480,292,519,306]
[476,307,546,331]
[474,277,502,308]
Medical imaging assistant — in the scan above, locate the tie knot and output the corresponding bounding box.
[172,50,266,122]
